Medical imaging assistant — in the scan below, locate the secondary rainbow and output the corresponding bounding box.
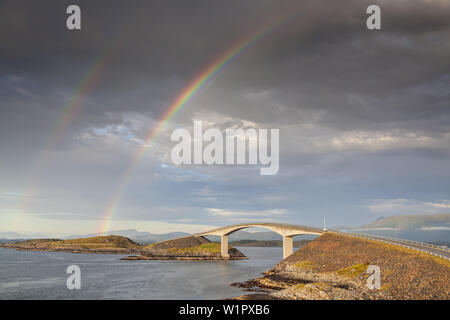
[98,15,295,233]
[49,58,107,148]
[19,19,135,216]
[18,56,108,216]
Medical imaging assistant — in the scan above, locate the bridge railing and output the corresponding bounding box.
[329,229,450,261]
[345,232,450,252]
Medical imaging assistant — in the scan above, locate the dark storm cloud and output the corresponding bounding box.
[0,0,301,147]
[1,0,449,125]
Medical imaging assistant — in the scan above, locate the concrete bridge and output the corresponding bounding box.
[195,222,324,259]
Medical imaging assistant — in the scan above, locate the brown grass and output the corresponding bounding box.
[5,235,139,249]
[278,232,450,299]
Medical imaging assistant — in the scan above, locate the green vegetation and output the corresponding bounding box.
[10,239,61,245]
[143,235,210,250]
[380,283,392,291]
[167,243,223,255]
[6,235,139,250]
[58,236,139,249]
[4,235,247,259]
[294,260,318,271]
[144,243,156,249]
[336,264,369,277]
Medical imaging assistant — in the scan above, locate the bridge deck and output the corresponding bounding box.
[195,222,324,237]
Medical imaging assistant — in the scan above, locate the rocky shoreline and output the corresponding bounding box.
[2,245,247,260]
[231,265,382,300]
[9,247,138,254]
[230,233,450,300]
[120,243,247,260]
[121,254,247,261]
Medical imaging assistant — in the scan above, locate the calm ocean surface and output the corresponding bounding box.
[0,247,282,299]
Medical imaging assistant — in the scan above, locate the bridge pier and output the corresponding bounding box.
[283,236,293,259]
[221,235,229,258]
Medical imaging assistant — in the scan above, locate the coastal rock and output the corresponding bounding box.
[231,232,450,300]
[125,237,247,260]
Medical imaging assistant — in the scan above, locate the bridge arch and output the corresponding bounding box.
[195,223,323,259]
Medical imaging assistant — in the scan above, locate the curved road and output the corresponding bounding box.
[194,222,450,261]
[335,231,450,260]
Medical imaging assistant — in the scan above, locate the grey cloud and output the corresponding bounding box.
[1,0,449,234]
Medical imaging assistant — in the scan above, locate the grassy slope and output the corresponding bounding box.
[4,235,244,257]
[166,243,222,255]
[278,232,449,299]
[4,235,139,249]
[144,235,211,250]
[144,236,246,258]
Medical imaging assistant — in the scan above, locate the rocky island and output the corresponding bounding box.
[0,236,140,254]
[121,235,247,260]
[231,232,450,300]
[0,235,247,260]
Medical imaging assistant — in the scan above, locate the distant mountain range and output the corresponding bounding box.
[356,213,450,230]
[63,229,190,244]
[1,213,448,245]
[337,213,450,245]
[0,231,50,240]
[0,229,188,243]
[0,228,317,244]
[64,229,316,244]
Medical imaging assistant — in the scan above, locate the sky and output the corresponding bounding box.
[0,0,450,237]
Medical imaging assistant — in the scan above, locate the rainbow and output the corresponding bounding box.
[95,16,296,234]
[17,11,148,214]
[18,19,134,216]
[48,58,107,148]
[17,57,108,216]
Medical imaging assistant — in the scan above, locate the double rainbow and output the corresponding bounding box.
[17,57,107,216]
[98,15,295,233]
